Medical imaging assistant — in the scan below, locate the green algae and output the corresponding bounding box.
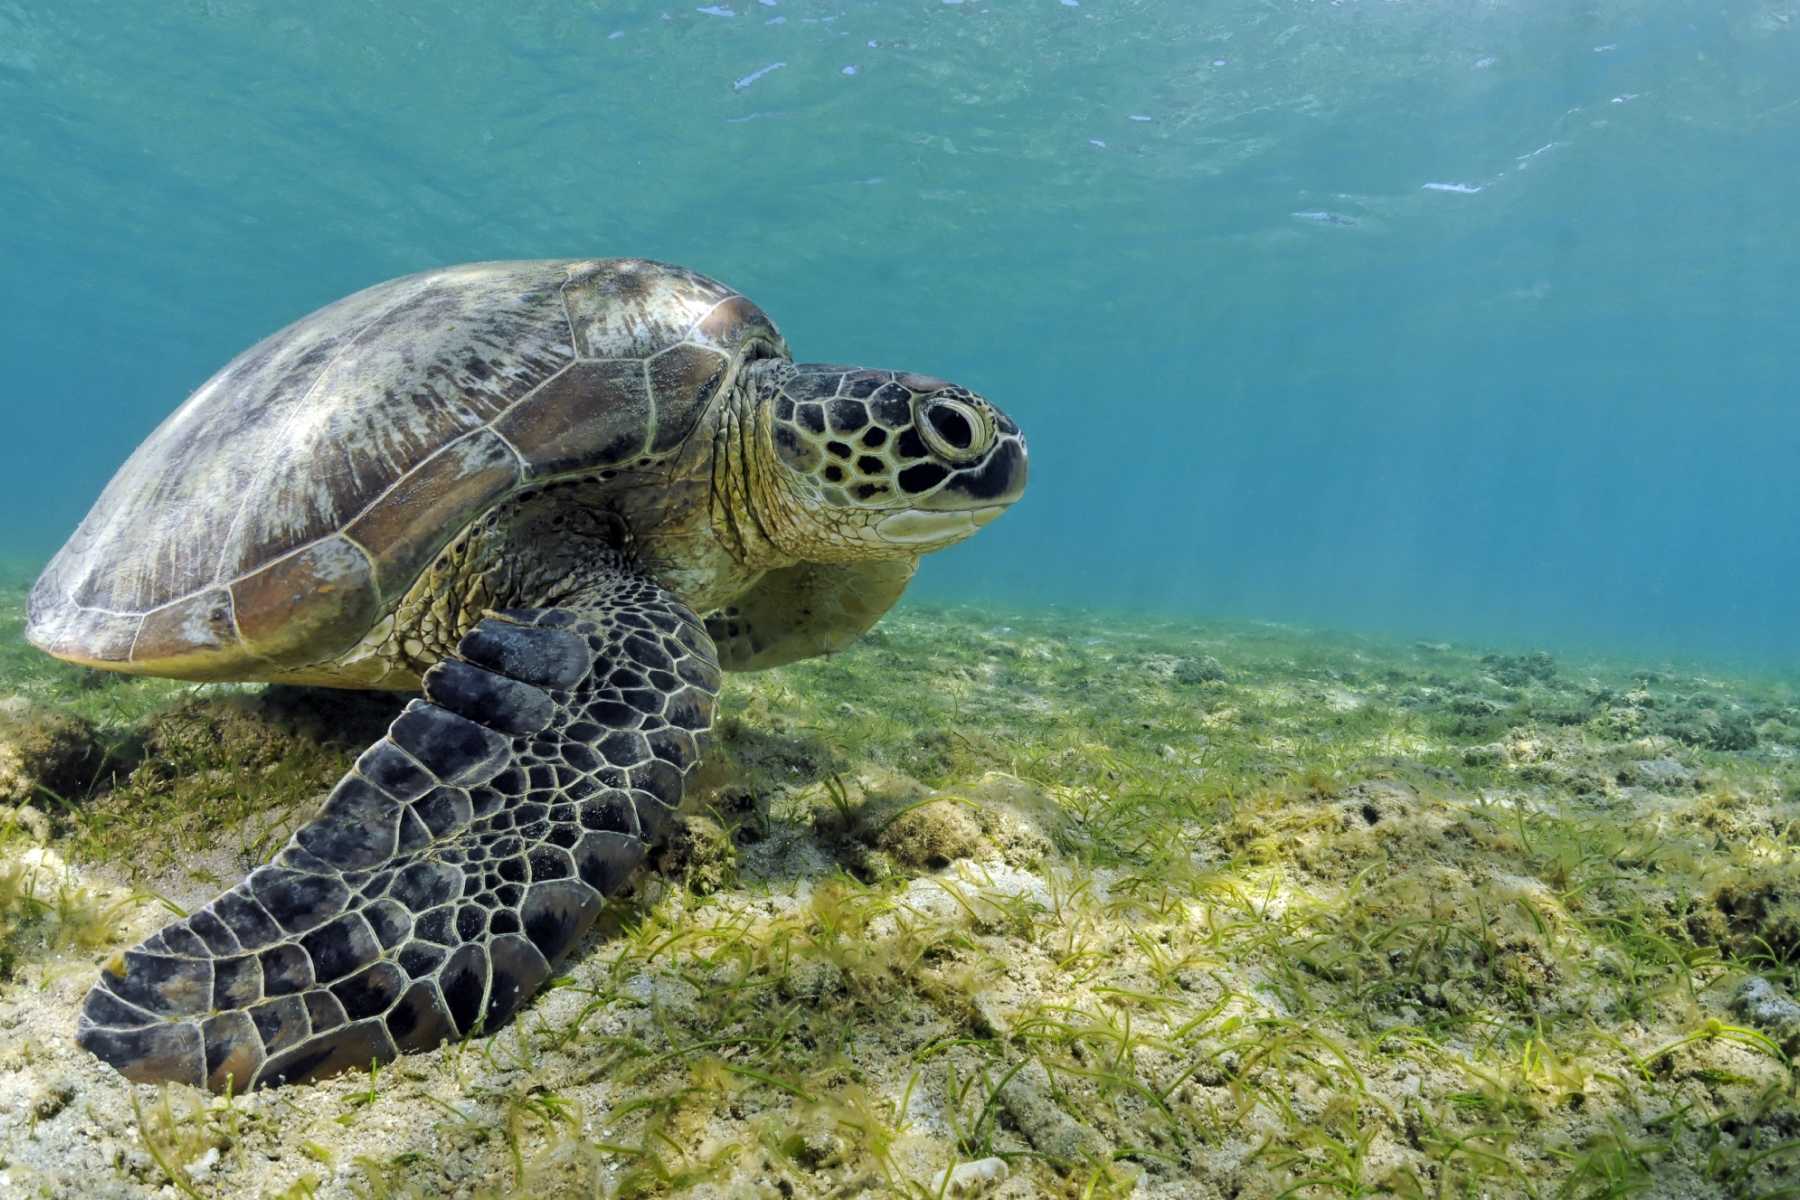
[0,594,1796,1198]
[0,812,132,987]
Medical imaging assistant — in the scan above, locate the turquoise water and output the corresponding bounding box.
[2,2,1795,661]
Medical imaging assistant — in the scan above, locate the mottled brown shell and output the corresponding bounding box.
[27,259,785,679]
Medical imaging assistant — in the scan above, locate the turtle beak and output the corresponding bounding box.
[973,504,1009,526]
[991,420,1027,507]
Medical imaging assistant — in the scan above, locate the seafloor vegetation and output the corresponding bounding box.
[0,569,1796,1199]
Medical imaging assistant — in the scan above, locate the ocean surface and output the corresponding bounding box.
[2,1,1796,663]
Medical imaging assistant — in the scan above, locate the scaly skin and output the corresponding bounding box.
[288,358,1028,693]
[371,364,812,689]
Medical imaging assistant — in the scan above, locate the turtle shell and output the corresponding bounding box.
[27,259,785,680]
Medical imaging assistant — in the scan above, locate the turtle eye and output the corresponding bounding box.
[915,395,992,465]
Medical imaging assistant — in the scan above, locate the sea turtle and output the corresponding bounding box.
[26,258,1027,1092]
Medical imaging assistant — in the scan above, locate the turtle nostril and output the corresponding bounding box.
[926,405,973,450]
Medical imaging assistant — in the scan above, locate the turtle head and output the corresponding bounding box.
[745,361,1027,558]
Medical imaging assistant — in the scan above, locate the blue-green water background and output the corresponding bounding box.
[2,2,1796,662]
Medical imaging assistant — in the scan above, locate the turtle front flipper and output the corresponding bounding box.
[77,577,720,1092]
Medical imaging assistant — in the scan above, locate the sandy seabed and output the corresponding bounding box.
[0,588,1796,1199]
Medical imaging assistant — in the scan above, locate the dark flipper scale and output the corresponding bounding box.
[76,570,720,1092]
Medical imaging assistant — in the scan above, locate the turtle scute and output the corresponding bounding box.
[27,258,783,686]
